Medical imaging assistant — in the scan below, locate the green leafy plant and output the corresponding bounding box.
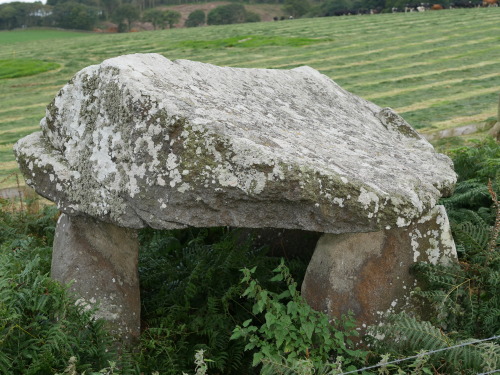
[231,260,367,374]
[137,227,307,375]
[185,10,205,28]
[370,313,499,374]
[0,202,115,374]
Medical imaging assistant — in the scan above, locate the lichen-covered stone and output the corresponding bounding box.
[52,214,140,341]
[301,205,457,330]
[14,53,456,232]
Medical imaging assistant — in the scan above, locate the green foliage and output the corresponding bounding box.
[142,8,166,30]
[370,313,499,374]
[0,203,115,374]
[143,9,180,29]
[112,4,140,31]
[244,11,261,23]
[306,0,375,16]
[0,59,59,79]
[54,356,120,375]
[207,4,248,25]
[406,139,500,338]
[176,35,326,50]
[0,2,53,30]
[231,260,367,374]
[447,137,499,184]
[53,2,99,30]
[283,0,311,18]
[137,227,306,375]
[185,9,205,27]
[164,10,181,29]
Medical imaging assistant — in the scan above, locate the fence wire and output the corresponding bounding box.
[339,335,500,375]
[477,370,500,375]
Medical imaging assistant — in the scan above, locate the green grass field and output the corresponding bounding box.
[0,9,499,188]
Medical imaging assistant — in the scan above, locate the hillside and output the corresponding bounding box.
[160,2,286,26]
[0,7,499,189]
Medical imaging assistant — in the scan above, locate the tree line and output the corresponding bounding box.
[0,0,457,32]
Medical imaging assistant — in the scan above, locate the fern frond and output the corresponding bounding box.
[441,180,491,211]
[453,221,491,254]
[381,314,451,350]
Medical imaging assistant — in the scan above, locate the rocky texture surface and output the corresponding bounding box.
[52,214,140,342]
[14,53,456,234]
[301,205,457,330]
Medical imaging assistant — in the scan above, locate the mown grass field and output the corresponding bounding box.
[0,8,499,189]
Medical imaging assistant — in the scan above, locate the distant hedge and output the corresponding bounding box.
[207,4,260,25]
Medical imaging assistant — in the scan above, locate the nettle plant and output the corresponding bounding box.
[231,260,367,374]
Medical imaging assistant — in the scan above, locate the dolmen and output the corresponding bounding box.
[14,53,457,343]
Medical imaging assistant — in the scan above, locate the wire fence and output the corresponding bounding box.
[477,370,500,375]
[339,335,500,375]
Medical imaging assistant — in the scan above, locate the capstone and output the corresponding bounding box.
[14,53,456,234]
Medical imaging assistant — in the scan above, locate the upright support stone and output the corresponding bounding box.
[52,213,140,343]
[301,205,457,330]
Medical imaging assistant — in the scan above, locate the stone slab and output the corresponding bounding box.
[14,54,456,234]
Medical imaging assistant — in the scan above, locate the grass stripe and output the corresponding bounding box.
[395,87,500,113]
[328,46,500,80]
[348,61,500,88]
[364,72,500,100]
[430,109,499,130]
[0,103,47,114]
[0,161,19,170]
[0,125,39,136]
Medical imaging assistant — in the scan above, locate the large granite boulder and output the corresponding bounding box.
[14,53,455,234]
[13,54,458,343]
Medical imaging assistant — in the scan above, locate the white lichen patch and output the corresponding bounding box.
[426,238,441,265]
[409,228,422,262]
[333,197,344,207]
[357,187,380,218]
[396,217,411,227]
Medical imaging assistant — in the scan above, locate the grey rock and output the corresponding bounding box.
[301,205,457,330]
[14,53,456,233]
[52,213,140,342]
